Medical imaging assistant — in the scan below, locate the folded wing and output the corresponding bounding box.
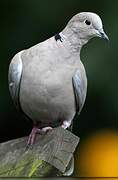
[8,51,24,109]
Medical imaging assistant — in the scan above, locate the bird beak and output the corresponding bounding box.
[98,29,109,41]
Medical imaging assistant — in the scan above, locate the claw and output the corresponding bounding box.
[41,126,53,134]
[26,126,53,146]
[25,144,33,151]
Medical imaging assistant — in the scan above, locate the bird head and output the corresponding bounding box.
[63,12,109,47]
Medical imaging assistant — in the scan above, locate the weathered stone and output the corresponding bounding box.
[0,127,79,177]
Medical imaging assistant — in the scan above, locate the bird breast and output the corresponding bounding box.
[19,40,84,125]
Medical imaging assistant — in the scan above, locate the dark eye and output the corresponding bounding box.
[85,20,91,25]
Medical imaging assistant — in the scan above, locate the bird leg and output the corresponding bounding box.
[27,120,71,147]
[27,126,41,146]
[27,126,53,146]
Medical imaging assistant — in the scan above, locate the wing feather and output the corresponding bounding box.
[8,51,24,109]
[72,70,87,114]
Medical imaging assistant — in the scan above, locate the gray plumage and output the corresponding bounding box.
[8,12,108,129]
[8,51,23,109]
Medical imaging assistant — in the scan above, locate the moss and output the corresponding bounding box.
[11,153,34,176]
[0,164,14,176]
[0,151,54,177]
[0,152,43,177]
[0,151,61,177]
[37,162,53,176]
[28,159,42,177]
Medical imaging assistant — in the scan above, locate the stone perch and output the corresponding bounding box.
[0,127,79,177]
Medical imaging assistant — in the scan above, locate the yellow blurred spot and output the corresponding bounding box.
[74,130,118,177]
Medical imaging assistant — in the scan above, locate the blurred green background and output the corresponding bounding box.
[0,0,117,142]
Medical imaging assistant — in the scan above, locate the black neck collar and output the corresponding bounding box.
[54,33,63,42]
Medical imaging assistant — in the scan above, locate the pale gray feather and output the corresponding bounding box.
[8,51,24,109]
[72,70,87,114]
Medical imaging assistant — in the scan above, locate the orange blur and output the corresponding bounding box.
[74,130,118,177]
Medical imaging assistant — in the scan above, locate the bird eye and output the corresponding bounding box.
[85,20,91,25]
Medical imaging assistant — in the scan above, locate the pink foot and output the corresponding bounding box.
[61,120,72,129]
[27,126,41,146]
[27,126,53,146]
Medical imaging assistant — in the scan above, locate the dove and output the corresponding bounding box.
[8,12,109,146]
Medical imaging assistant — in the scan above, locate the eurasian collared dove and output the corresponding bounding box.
[8,12,109,146]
